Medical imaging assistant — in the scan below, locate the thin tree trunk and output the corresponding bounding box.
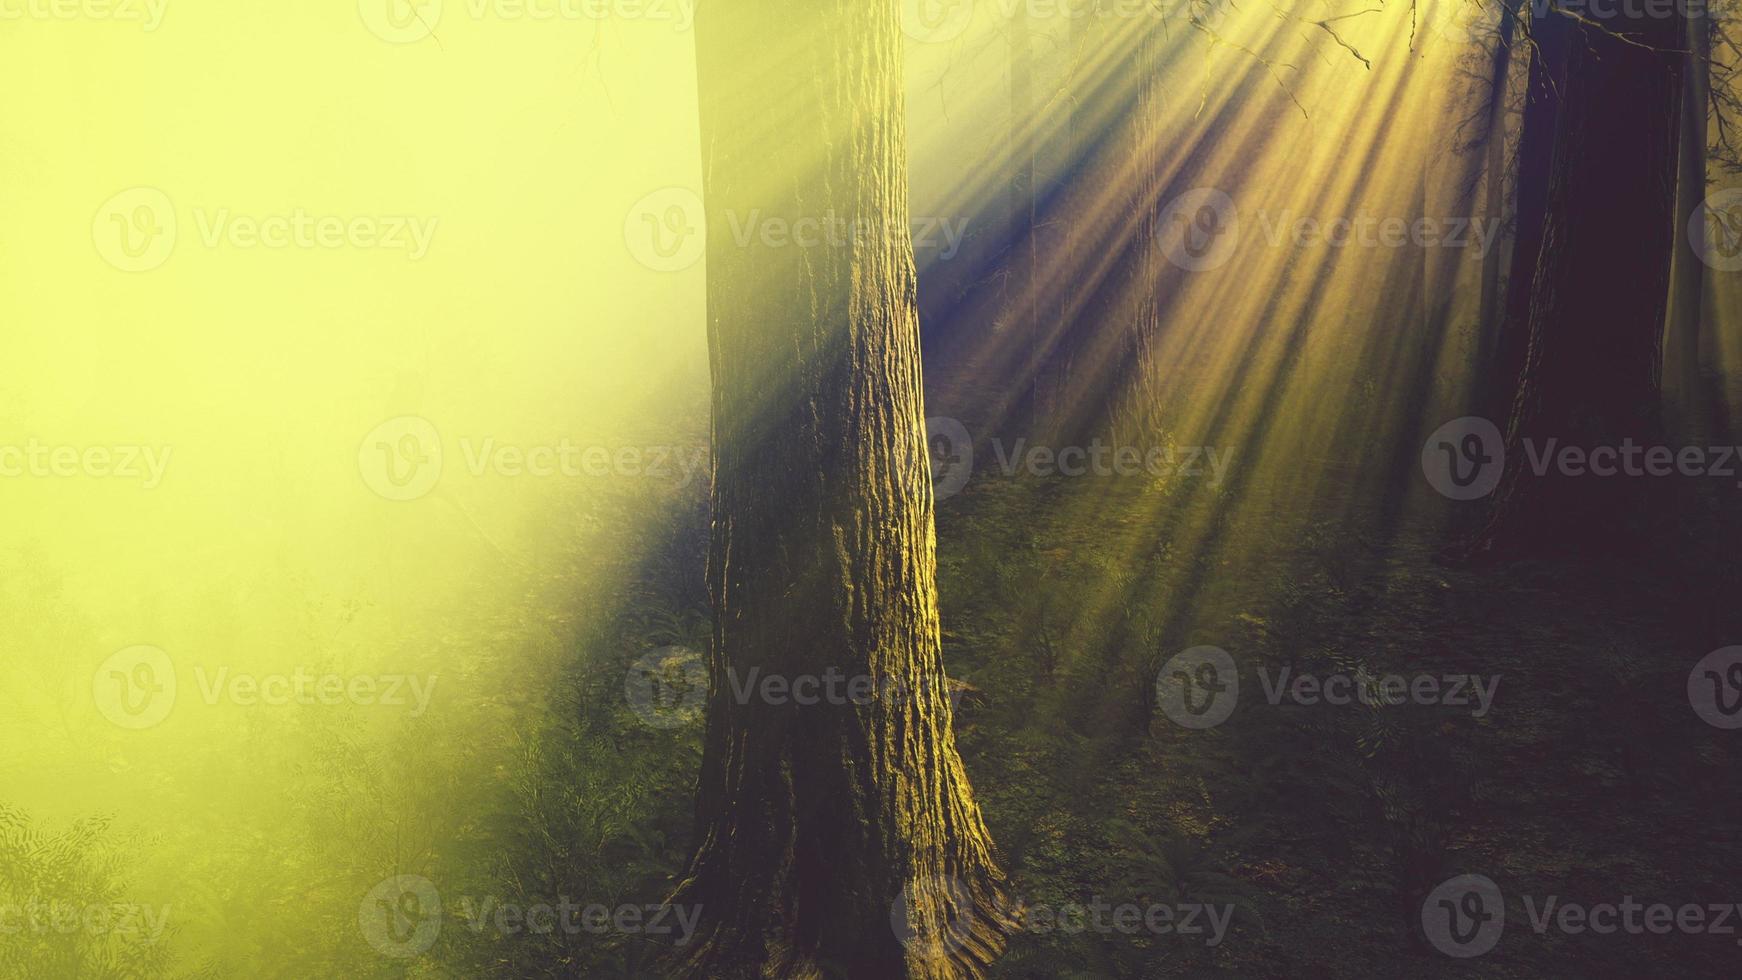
[1667,15,1712,439]
[1010,1,1041,433]
[1465,6,1687,560]
[1476,0,1521,334]
[673,1,1010,976]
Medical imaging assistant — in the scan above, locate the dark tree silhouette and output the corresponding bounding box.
[1462,3,1688,560]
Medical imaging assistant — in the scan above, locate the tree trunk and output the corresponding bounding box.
[1666,14,1712,439]
[1476,0,1520,334]
[673,1,1010,977]
[1483,6,1570,418]
[1464,7,1687,560]
[1116,14,1165,445]
[1009,0,1041,434]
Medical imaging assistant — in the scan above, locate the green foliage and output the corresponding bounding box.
[0,804,181,980]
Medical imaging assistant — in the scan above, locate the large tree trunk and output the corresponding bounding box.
[1464,7,1687,560]
[672,2,1010,977]
[1482,5,1570,418]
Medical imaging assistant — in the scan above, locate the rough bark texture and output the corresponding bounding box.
[1116,15,1166,445]
[671,2,1010,977]
[1464,6,1687,560]
[1484,5,1570,419]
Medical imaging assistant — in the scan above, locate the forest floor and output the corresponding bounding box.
[937,472,1742,978]
[482,422,1742,979]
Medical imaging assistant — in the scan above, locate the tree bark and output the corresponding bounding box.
[1115,12,1166,445]
[672,1,1010,976]
[1476,0,1521,335]
[1666,13,1712,439]
[1464,6,1687,560]
[1483,5,1570,418]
